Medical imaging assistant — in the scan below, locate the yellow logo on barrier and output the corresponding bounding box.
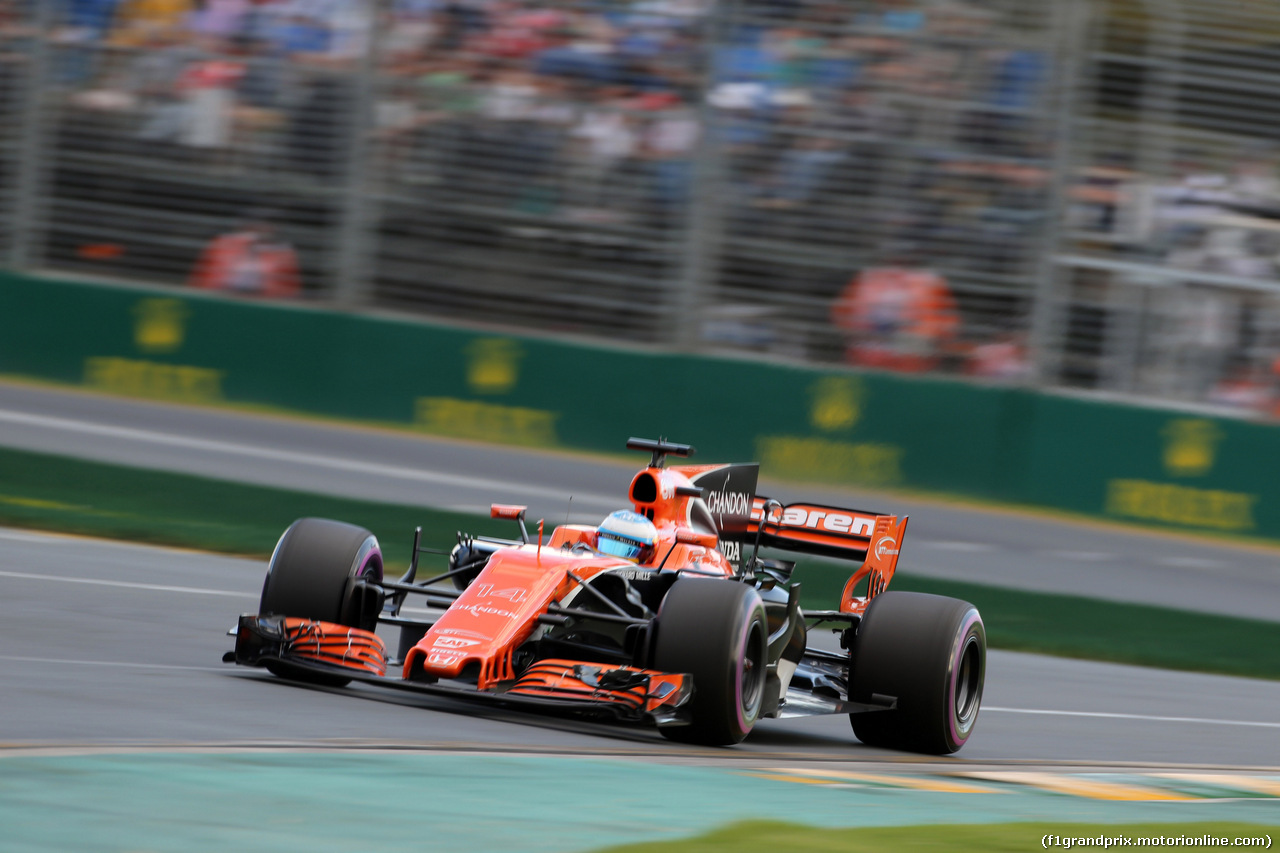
[133,298,188,354]
[756,436,903,487]
[466,339,522,395]
[1161,419,1221,477]
[85,357,224,402]
[1106,479,1256,531]
[810,377,863,432]
[415,397,558,446]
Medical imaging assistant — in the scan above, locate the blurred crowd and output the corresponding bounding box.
[24,0,1050,217]
[2,1,1054,343]
[1067,140,1280,417]
[2,1,1278,417]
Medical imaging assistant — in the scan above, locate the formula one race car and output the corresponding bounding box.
[226,438,986,753]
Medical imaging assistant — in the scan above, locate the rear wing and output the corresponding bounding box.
[742,497,908,613]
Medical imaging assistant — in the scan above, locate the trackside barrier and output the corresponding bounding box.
[0,271,1274,540]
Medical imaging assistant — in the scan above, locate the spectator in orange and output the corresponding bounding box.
[188,217,300,298]
[831,247,960,372]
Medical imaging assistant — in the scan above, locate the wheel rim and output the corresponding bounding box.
[954,634,982,725]
[738,617,766,723]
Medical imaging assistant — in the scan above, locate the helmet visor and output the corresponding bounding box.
[597,533,642,561]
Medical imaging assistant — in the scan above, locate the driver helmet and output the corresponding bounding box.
[596,510,657,563]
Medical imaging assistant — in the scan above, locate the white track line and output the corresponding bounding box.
[1156,556,1224,570]
[0,654,225,672]
[984,706,1280,729]
[1042,550,1112,562]
[0,569,255,598]
[0,529,57,543]
[0,408,617,504]
[919,541,995,552]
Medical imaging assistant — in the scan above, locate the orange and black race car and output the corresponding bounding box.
[226,438,985,753]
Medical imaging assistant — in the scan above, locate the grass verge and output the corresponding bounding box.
[0,445,509,571]
[790,561,1280,681]
[2,445,1278,680]
[592,822,1277,853]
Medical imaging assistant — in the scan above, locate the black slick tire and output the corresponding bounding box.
[652,579,768,746]
[258,517,384,687]
[848,590,985,754]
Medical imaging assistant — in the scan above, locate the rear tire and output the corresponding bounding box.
[259,518,384,687]
[652,580,768,746]
[848,591,985,754]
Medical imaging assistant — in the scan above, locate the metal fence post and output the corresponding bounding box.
[1103,0,1186,395]
[671,0,740,352]
[331,1,385,306]
[1028,0,1092,386]
[9,2,55,270]
[671,105,724,350]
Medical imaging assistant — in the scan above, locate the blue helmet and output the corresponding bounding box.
[596,510,657,563]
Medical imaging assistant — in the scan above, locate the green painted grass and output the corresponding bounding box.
[2,444,1278,680]
[593,822,1278,853]
[791,560,1280,681]
[0,444,510,572]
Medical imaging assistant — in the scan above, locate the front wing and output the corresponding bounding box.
[227,614,693,726]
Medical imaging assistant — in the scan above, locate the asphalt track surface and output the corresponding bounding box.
[2,526,1278,768]
[2,381,1280,621]
[2,383,1279,847]
[1,528,1279,851]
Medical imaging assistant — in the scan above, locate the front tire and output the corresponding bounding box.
[259,518,384,687]
[652,580,768,746]
[848,591,985,754]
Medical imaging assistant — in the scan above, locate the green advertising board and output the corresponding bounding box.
[0,271,1274,541]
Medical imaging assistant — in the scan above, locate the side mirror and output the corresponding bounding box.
[490,504,530,544]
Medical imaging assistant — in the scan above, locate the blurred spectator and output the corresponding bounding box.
[110,0,193,47]
[963,47,1044,157]
[1169,285,1240,401]
[188,0,249,39]
[473,66,556,208]
[403,56,484,188]
[236,31,288,113]
[375,72,430,173]
[753,101,848,210]
[967,328,1030,381]
[1130,144,1280,278]
[637,90,698,220]
[0,0,29,30]
[565,86,639,219]
[382,0,440,65]
[855,0,926,34]
[1207,360,1273,414]
[52,0,120,83]
[285,66,356,178]
[177,38,246,154]
[131,24,197,143]
[1068,156,1135,236]
[831,248,960,372]
[320,0,374,64]
[188,216,301,297]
